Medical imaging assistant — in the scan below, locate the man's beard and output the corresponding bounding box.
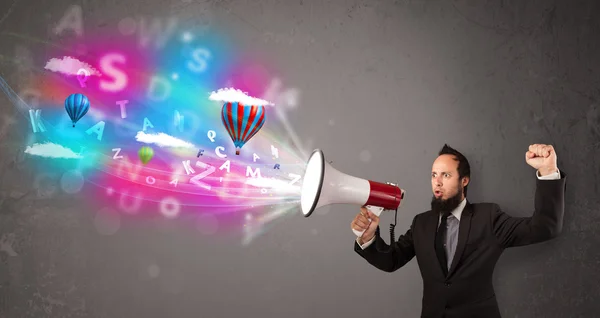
[431,186,463,213]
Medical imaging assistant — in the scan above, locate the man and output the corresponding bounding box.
[351,144,566,318]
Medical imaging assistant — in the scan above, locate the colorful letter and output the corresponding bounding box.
[86,121,105,141]
[99,53,127,92]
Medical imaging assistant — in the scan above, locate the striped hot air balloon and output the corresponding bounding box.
[221,102,266,155]
[138,146,154,165]
[64,93,90,127]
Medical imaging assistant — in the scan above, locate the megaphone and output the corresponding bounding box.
[300,149,406,237]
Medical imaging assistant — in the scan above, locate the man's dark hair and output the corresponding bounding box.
[438,144,471,196]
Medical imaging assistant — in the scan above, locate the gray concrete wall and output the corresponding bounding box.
[0,0,598,317]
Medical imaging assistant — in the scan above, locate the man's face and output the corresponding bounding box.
[430,154,468,212]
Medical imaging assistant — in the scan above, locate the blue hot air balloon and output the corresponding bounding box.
[221,102,266,155]
[64,93,90,127]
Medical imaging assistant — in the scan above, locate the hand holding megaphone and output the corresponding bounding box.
[351,205,384,239]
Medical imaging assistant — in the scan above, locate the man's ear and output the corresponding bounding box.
[462,176,470,187]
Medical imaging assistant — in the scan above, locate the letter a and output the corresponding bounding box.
[142,117,154,131]
[86,121,105,141]
[54,5,84,37]
[219,160,231,173]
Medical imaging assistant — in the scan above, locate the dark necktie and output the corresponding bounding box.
[435,211,452,276]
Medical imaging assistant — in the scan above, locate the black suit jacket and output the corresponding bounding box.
[354,172,567,318]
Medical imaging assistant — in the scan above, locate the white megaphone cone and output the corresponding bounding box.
[300,149,406,237]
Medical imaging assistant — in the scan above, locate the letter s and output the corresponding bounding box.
[187,48,210,73]
[99,53,127,92]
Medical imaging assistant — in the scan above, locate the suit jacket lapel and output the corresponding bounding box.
[447,201,473,277]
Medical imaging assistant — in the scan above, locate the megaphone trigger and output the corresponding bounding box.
[365,205,385,217]
[352,205,385,238]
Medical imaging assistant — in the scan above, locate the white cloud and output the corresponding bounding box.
[209,87,273,106]
[135,131,195,148]
[24,142,83,159]
[44,56,102,76]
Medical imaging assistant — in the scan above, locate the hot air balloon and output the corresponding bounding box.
[64,93,90,127]
[138,146,154,164]
[221,102,266,155]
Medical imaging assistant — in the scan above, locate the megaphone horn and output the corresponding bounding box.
[300,149,406,236]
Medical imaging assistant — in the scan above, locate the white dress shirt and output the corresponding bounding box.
[356,169,561,249]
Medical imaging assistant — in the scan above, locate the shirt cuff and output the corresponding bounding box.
[356,236,375,250]
[536,169,561,180]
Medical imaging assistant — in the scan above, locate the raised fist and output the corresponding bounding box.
[525,144,558,175]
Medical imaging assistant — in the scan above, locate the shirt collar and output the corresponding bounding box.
[439,197,467,221]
